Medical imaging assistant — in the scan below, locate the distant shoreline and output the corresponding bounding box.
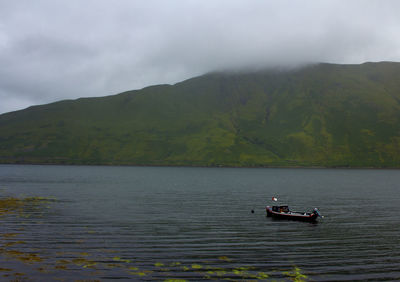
[1,161,399,169]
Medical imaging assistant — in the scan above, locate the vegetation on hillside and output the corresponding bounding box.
[1,62,400,167]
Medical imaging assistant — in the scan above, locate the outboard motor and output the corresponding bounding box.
[313,208,323,218]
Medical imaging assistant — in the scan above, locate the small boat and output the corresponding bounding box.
[266,205,322,222]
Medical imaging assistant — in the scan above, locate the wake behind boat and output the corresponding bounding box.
[266,197,322,222]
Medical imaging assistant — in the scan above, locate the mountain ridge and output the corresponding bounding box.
[1,61,400,167]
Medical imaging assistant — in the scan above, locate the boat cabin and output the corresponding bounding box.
[272,205,289,213]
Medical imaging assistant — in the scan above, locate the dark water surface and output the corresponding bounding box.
[0,165,399,281]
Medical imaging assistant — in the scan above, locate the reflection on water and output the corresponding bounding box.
[0,165,400,281]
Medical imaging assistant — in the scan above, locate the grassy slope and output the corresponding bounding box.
[1,62,400,167]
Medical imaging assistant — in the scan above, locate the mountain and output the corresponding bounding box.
[1,62,400,167]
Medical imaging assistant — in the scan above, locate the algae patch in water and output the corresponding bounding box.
[0,196,54,275]
[0,196,54,217]
[113,256,131,263]
[283,266,308,282]
[191,264,202,269]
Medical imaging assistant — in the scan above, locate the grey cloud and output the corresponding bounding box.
[1,0,400,114]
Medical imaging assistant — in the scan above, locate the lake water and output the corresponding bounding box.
[0,165,399,281]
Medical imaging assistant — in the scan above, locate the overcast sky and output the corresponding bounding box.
[1,0,400,114]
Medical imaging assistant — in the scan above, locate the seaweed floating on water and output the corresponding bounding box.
[283,266,308,282]
[0,196,55,217]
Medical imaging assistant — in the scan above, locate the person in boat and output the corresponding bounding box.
[273,205,289,213]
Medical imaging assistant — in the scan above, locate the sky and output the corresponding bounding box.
[1,0,400,114]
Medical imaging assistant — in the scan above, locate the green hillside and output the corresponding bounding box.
[1,62,400,167]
